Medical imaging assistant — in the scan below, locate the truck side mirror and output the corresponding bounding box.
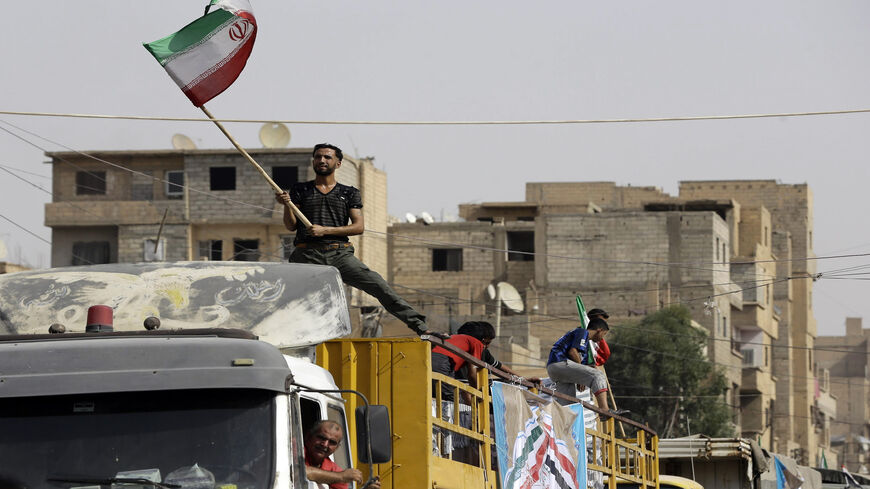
[355,405,391,464]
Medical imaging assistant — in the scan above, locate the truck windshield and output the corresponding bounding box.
[0,388,275,489]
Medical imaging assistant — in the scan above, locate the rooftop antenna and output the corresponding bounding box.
[420,211,435,225]
[259,122,291,148]
[405,212,417,223]
[171,134,197,150]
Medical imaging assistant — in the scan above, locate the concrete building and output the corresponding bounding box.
[816,317,870,474]
[44,147,388,311]
[387,180,824,458]
[680,181,822,465]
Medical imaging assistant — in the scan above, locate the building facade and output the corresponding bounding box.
[387,179,826,459]
[44,147,388,310]
[816,318,870,474]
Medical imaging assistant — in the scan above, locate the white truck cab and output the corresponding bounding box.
[0,262,389,489]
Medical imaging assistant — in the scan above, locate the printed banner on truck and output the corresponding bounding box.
[491,382,586,489]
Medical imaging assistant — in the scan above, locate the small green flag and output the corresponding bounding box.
[575,295,588,329]
[575,295,594,365]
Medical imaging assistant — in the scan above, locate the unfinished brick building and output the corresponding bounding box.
[44,147,388,310]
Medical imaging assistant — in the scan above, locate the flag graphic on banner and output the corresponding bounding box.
[144,0,257,107]
[492,382,586,489]
[774,456,805,489]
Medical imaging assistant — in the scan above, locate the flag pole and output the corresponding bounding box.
[199,105,312,229]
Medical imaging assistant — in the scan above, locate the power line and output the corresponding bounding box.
[5,118,865,275]
[0,163,50,179]
[2,107,870,125]
[0,214,50,245]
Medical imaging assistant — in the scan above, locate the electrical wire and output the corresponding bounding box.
[2,107,870,125]
[4,118,865,273]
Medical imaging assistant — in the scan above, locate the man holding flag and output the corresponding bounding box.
[277,144,437,337]
[145,3,438,338]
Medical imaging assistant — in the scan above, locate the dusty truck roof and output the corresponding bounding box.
[0,329,293,398]
[0,261,351,348]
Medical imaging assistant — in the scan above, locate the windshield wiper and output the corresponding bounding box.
[48,477,181,488]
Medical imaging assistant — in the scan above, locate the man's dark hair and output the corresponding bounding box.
[457,321,495,341]
[587,317,609,331]
[313,143,343,161]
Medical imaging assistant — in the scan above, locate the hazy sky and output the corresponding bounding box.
[1,1,868,335]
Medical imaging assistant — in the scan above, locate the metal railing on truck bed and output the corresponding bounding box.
[317,337,658,489]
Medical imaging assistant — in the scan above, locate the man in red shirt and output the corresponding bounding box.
[430,324,490,401]
[304,420,380,489]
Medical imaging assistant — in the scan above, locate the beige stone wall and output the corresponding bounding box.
[185,152,309,224]
[526,182,674,209]
[118,224,189,263]
[50,152,185,203]
[353,158,388,307]
[45,148,389,284]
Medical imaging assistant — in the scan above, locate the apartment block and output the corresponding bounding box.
[388,179,823,457]
[816,317,870,473]
[44,147,388,310]
[680,180,821,464]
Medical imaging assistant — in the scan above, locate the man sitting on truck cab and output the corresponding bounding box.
[304,420,380,489]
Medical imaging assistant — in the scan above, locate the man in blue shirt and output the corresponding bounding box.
[546,318,611,409]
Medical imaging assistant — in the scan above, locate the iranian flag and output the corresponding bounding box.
[144,0,256,107]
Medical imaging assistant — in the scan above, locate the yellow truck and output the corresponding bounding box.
[318,337,661,489]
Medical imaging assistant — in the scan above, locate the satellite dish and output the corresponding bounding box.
[405,212,417,223]
[420,211,435,225]
[171,134,197,150]
[0,239,7,261]
[259,123,291,148]
[496,282,524,313]
[486,284,496,300]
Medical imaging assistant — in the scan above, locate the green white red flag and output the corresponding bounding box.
[144,0,256,107]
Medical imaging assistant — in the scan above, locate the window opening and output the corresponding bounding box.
[166,170,184,198]
[507,231,535,262]
[272,166,298,191]
[233,239,260,261]
[210,167,236,191]
[72,241,110,265]
[198,240,223,261]
[76,171,107,195]
[432,248,462,271]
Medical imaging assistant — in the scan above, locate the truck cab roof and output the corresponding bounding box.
[0,328,294,398]
[0,261,351,348]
